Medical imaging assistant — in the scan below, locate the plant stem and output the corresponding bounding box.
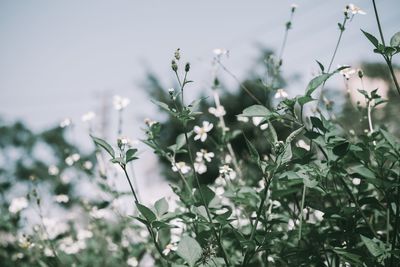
[371,0,386,46]
[389,172,400,266]
[298,184,307,241]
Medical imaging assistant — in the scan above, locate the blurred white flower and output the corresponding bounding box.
[339,67,356,79]
[42,218,69,240]
[252,117,264,126]
[260,123,269,130]
[194,161,207,174]
[77,229,93,240]
[172,161,191,174]
[237,116,249,123]
[196,149,214,162]
[274,89,289,99]
[44,247,54,257]
[81,111,96,122]
[83,161,93,170]
[127,257,139,267]
[54,194,69,204]
[296,139,310,151]
[59,118,71,128]
[352,177,361,185]
[58,237,86,254]
[209,106,226,117]
[267,256,275,263]
[48,165,59,176]
[194,121,213,142]
[215,186,225,196]
[9,197,28,214]
[162,243,177,256]
[291,3,298,9]
[113,95,130,110]
[346,4,366,15]
[144,118,157,127]
[213,48,229,57]
[219,165,236,180]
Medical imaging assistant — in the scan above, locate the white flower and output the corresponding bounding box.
[127,257,139,267]
[209,106,226,117]
[352,177,361,185]
[346,4,366,15]
[252,117,264,126]
[144,118,157,127]
[237,116,249,123]
[54,194,69,203]
[113,95,130,110]
[71,153,80,162]
[274,89,289,99]
[168,88,175,94]
[215,186,225,196]
[9,197,28,214]
[194,121,213,142]
[81,111,95,122]
[196,149,215,162]
[296,139,310,151]
[172,162,191,174]
[260,123,269,130]
[194,161,207,174]
[42,218,69,240]
[77,229,93,240]
[162,243,177,256]
[291,4,298,9]
[339,66,356,79]
[267,256,275,262]
[213,48,229,57]
[65,156,74,166]
[83,161,93,170]
[44,247,54,257]
[219,165,236,180]
[59,118,71,128]
[48,165,59,176]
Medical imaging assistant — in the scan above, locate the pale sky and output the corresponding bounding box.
[0,0,399,202]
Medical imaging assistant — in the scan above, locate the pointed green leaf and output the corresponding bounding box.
[361,30,379,48]
[126,148,138,163]
[306,73,332,96]
[154,197,169,217]
[390,31,400,47]
[91,135,115,158]
[136,203,157,223]
[238,105,271,117]
[176,236,202,267]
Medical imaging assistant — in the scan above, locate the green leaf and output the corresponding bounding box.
[151,100,171,112]
[349,165,375,179]
[310,116,326,133]
[238,105,271,117]
[361,235,384,257]
[281,144,292,165]
[390,31,400,47]
[176,133,188,150]
[316,60,325,72]
[333,248,363,265]
[306,73,332,96]
[176,236,202,267]
[244,134,260,165]
[194,185,215,207]
[333,142,349,157]
[91,135,115,158]
[380,129,398,151]
[154,198,169,217]
[297,95,315,106]
[361,30,380,48]
[126,148,138,163]
[136,203,157,223]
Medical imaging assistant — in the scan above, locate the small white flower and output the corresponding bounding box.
[172,162,191,174]
[313,209,324,222]
[209,106,226,117]
[71,153,80,162]
[59,118,71,128]
[194,121,213,142]
[162,243,177,256]
[127,257,139,267]
[267,256,275,263]
[196,149,215,162]
[83,161,93,170]
[352,177,361,185]
[65,156,74,166]
[274,89,289,99]
[237,116,249,123]
[252,116,264,126]
[219,165,236,180]
[168,88,175,94]
[339,66,356,79]
[296,139,310,151]
[9,197,29,214]
[144,118,157,127]
[215,186,225,196]
[213,48,229,57]
[194,161,207,174]
[54,194,69,203]
[48,165,59,176]
[44,247,54,257]
[346,4,366,15]
[81,111,96,122]
[291,4,298,9]
[260,123,269,130]
[113,95,130,110]
[77,229,93,240]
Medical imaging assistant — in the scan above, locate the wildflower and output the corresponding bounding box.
[42,218,69,240]
[196,149,215,162]
[291,4,298,11]
[215,186,225,196]
[346,4,366,15]
[83,161,93,170]
[9,197,28,214]
[267,256,275,263]
[208,105,226,117]
[194,121,213,142]
[54,194,69,203]
[237,116,249,123]
[71,153,80,162]
[213,48,229,57]
[162,243,177,256]
[18,235,32,249]
[44,247,54,257]
[194,161,207,174]
[113,95,130,110]
[48,165,59,176]
[219,165,236,180]
[144,118,157,127]
[252,117,264,126]
[260,123,269,130]
[352,177,361,185]
[77,229,93,240]
[340,67,356,79]
[172,161,191,174]
[296,139,310,151]
[274,89,289,99]
[127,257,139,267]
[59,118,71,128]
[81,111,95,122]
[168,88,175,95]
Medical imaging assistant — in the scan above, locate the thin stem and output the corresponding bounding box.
[389,170,400,267]
[298,184,307,241]
[386,58,400,96]
[371,0,386,46]
[121,165,139,203]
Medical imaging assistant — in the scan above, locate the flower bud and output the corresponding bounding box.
[185,62,190,72]
[171,60,178,71]
[358,69,364,78]
[174,48,180,61]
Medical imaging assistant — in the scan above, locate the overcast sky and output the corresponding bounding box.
[0,0,399,202]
